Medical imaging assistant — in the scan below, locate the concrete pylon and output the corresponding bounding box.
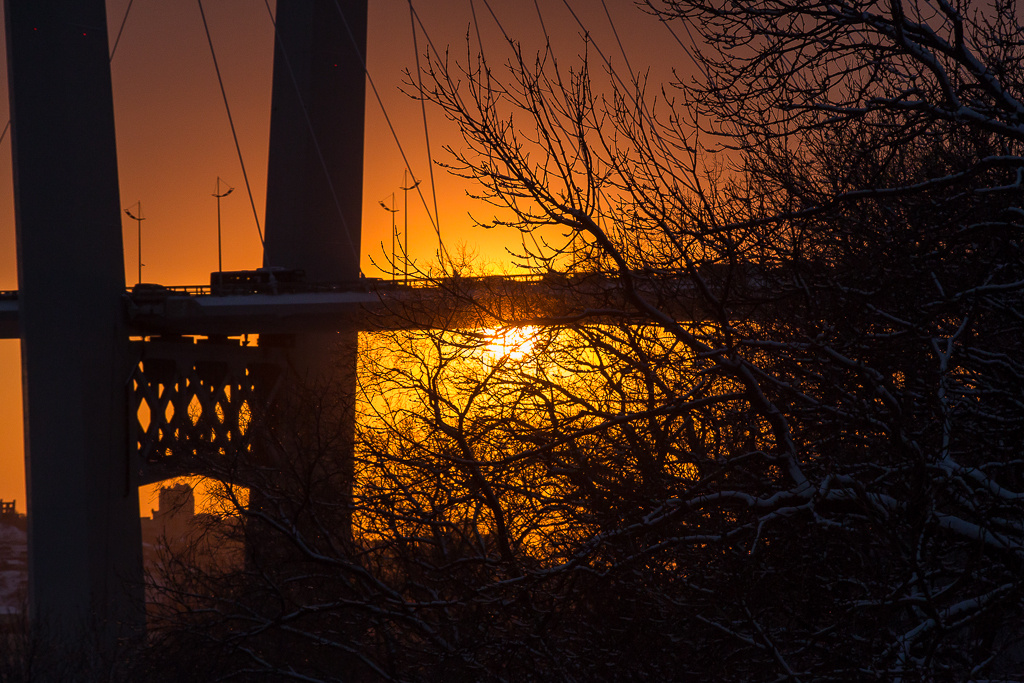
[5,0,143,651]
[264,0,367,283]
[259,0,367,545]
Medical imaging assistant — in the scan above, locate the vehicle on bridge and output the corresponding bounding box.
[210,267,306,295]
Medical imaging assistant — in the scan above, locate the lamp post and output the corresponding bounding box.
[379,193,397,280]
[400,172,420,281]
[213,177,234,274]
[124,201,144,284]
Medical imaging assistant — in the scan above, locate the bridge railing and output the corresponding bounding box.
[127,271,620,298]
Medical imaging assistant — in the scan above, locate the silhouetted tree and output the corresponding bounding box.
[144,1,1024,680]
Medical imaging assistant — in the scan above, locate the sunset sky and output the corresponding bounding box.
[0,0,681,511]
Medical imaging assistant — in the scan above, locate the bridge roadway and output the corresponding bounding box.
[0,272,708,340]
[0,292,17,339]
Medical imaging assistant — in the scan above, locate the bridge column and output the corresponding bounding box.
[264,0,367,283]
[5,0,142,650]
[260,0,368,542]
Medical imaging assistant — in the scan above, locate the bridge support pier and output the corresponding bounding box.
[5,0,143,652]
[260,0,367,537]
[264,0,366,283]
[3,0,369,656]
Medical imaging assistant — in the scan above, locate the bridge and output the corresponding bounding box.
[2,270,704,339]
[4,266,718,496]
[3,0,372,651]
[1,0,729,654]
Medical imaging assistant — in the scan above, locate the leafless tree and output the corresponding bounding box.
[143,2,1024,680]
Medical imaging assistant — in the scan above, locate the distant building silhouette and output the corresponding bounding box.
[0,500,28,624]
[141,483,196,557]
[0,500,16,521]
[140,483,242,573]
[153,483,194,543]
[0,500,25,532]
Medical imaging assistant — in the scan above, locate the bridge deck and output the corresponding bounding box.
[0,273,718,340]
[0,293,16,339]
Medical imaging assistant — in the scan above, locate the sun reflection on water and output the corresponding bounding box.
[482,325,538,361]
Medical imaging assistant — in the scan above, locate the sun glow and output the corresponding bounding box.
[483,325,538,361]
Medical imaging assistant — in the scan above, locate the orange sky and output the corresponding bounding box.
[0,0,682,513]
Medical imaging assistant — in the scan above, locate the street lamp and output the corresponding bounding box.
[213,177,234,274]
[125,201,145,284]
[400,172,421,282]
[379,193,397,280]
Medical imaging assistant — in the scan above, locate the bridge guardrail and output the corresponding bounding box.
[125,270,645,299]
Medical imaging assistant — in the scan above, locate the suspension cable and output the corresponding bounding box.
[477,0,513,44]
[197,0,265,245]
[467,0,487,59]
[324,0,444,243]
[109,0,135,61]
[262,0,362,271]
[532,0,550,45]
[599,0,633,77]
[407,0,447,264]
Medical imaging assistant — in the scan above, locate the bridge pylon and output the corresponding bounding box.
[256,0,368,543]
[4,0,370,654]
[5,0,143,649]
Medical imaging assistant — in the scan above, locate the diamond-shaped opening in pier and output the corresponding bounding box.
[215,401,225,424]
[188,395,203,423]
[137,399,151,432]
[164,402,175,424]
[238,400,252,436]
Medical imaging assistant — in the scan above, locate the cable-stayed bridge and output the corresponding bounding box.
[4,0,370,650]
[1,0,746,655]
[1,0,723,654]
[5,266,722,508]
[3,269,710,339]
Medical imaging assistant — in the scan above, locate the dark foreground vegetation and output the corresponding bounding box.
[7,0,1024,680]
